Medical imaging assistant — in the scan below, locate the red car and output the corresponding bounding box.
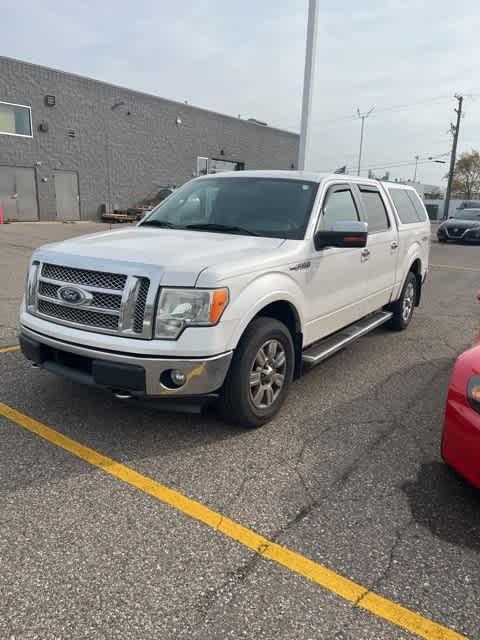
[442,301,480,487]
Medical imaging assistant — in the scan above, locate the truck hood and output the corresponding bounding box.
[36,226,286,287]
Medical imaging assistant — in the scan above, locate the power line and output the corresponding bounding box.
[362,152,450,172]
[318,94,453,129]
[365,159,446,172]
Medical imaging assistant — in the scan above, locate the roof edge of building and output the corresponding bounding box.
[0,55,299,138]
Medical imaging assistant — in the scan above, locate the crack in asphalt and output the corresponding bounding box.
[184,425,404,629]
[186,356,455,625]
[355,517,415,607]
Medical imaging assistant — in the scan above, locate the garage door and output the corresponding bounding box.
[54,171,80,221]
[0,166,39,221]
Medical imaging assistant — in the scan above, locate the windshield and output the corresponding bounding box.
[454,210,480,220]
[141,177,318,240]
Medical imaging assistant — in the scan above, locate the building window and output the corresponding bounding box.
[0,101,32,137]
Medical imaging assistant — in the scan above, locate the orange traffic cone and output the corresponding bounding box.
[0,202,4,225]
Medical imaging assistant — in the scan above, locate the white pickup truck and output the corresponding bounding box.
[20,171,430,427]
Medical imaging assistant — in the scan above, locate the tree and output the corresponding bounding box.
[447,149,480,199]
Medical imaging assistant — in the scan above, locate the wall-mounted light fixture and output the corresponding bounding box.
[220,149,225,156]
[38,121,49,132]
[176,116,182,126]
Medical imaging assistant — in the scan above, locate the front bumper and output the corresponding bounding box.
[442,394,480,489]
[438,227,480,243]
[20,326,232,398]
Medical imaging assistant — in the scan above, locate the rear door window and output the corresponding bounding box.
[389,188,423,223]
[359,187,390,233]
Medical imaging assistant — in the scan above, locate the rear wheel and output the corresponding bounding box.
[387,272,417,331]
[219,317,294,428]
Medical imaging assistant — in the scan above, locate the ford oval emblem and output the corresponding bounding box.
[58,285,88,305]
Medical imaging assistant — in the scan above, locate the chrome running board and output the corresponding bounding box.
[302,311,393,366]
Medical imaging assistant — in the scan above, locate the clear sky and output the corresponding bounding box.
[3,0,479,185]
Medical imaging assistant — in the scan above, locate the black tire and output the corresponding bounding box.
[218,317,295,428]
[437,237,446,243]
[387,271,417,331]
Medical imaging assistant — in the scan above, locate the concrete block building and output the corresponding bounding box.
[0,57,299,221]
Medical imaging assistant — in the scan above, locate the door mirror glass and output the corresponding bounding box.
[315,221,368,250]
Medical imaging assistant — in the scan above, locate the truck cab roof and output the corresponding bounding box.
[195,170,418,193]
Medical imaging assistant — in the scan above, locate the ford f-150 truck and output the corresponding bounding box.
[20,171,430,427]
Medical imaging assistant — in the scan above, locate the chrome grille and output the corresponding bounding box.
[39,281,122,310]
[38,281,60,299]
[90,292,122,310]
[134,280,150,333]
[32,261,153,338]
[447,227,464,238]
[42,263,127,290]
[38,300,119,330]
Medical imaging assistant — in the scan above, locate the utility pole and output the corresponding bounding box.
[443,94,463,219]
[413,155,419,182]
[357,107,374,176]
[297,0,319,171]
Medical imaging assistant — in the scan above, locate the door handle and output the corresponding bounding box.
[390,241,398,250]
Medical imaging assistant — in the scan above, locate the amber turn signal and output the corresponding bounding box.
[210,288,229,324]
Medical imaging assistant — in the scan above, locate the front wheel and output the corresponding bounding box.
[218,317,294,428]
[387,272,417,331]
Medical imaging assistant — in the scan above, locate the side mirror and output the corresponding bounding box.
[314,221,368,250]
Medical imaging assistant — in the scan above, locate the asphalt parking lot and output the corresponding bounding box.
[1,222,480,640]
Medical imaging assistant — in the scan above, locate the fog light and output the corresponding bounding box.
[171,370,186,386]
[160,369,187,389]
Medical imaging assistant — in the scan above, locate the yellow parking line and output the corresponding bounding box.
[430,263,480,272]
[0,344,20,353]
[0,401,468,640]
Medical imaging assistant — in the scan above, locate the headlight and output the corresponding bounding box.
[26,261,40,311]
[154,288,229,339]
[467,376,480,413]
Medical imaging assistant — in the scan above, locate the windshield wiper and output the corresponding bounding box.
[140,220,177,228]
[185,223,259,236]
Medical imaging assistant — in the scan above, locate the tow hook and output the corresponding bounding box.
[113,391,134,400]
